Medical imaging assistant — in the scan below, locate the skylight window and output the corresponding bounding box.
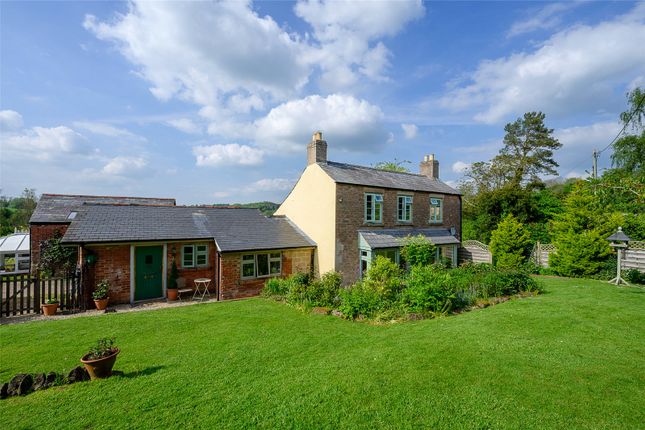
[67,211,77,220]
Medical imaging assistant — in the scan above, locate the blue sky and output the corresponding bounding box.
[1,1,644,204]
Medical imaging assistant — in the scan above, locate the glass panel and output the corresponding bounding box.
[375,201,382,222]
[365,194,373,221]
[183,246,194,267]
[270,252,280,259]
[145,255,153,265]
[196,254,207,266]
[196,245,207,252]
[242,254,254,261]
[257,254,269,276]
[242,262,255,278]
[270,260,281,274]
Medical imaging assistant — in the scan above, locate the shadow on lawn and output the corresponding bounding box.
[112,365,166,379]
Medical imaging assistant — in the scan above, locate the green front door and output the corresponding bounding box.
[135,246,163,301]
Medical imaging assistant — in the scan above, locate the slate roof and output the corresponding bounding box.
[61,204,315,252]
[318,161,460,195]
[30,194,176,223]
[359,228,460,249]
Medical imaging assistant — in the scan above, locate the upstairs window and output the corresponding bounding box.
[397,195,413,222]
[365,193,383,224]
[429,198,443,223]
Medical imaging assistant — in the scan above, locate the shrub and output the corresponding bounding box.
[401,235,436,267]
[338,282,383,319]
[625,269,645,285]
[363,256,404,302]
[550,229,612,277]
[262,278,288,297]
[480,271,541,296]
[168,261,179,290]
[308,271,342,307]
[489,214,532,270]
[400,265,454,313]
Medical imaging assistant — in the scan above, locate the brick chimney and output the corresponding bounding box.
[420,154,439,179]
[307,131,327,165]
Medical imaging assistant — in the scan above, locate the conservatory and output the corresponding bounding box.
[0,232,30,273]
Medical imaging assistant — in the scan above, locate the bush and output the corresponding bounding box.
[480,271,541,296]
[401,235,436,267]
[363,256,404,302]
[489,214,532,270]
[262,278,288,297]
[625,269,645,285]
[338,282,384,319]
[550,230,612,277]
[400,265,454,313]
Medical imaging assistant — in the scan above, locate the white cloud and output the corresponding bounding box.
[3,126,90,160]
[565,170,588,179]
[507,2,580,38]
[555,121,621,148]
[451,161,470,173]
[0,110,23,130]
[401,123,418,139]
[193,143,264,166]
[73,121,145,141]
[102,156,148,175]
[441,5,645,123]
[84,1,310,108]
[212,191,232,199]
[165,118,202,134]
[254,94,388,152]
[294,0,424,90]
[245,178,296,193]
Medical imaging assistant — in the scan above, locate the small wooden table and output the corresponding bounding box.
[193,278,211,301]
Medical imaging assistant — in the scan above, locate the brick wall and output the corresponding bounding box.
[219,248,313,300]
[335,184,461,284]
[166,241,217,292]
[29,223,69,274]
[84,244,131,305]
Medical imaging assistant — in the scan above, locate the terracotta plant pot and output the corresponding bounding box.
[81,349,120,380]
[42,303,59,316]
[167,289,178,301]
[94,298,109,310]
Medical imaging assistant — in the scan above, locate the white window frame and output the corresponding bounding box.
[182,243,209,268]
[241,252,282,279]
[364,193,383,224]
[429,197,443,224]
[397,195,413,222]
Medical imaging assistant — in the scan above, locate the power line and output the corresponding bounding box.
[597,94,645,155]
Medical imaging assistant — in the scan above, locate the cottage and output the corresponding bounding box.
[275,132,462,283]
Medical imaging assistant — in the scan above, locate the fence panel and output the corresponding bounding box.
[0,273,83,318]
[459,240,492,264]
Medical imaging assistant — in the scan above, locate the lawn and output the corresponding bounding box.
[1,277,644,429]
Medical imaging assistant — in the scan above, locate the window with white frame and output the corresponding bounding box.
[429,198,443,223]
[182,244,209,268]
[397,195,413,222]
[365,193,383,223]
[241,252,282,279]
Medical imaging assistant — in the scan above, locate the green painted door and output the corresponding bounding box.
[135,246,163,301]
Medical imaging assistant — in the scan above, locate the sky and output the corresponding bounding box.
[1,0,644,204]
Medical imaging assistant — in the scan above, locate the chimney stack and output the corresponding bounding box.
[307,131,327,165]
[420,154,439,179]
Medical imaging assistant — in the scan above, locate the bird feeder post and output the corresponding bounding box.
[606,227,631,286]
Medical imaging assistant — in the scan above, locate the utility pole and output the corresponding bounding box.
[592,149,598,179]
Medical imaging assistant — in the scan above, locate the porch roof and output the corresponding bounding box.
[358,228,460,249]
[60,204,315,252]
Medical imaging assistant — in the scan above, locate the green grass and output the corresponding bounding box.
[1,277,644,429]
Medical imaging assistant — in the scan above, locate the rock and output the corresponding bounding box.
[7,374,33,396]
[408,313,424,321]
[312,307,330,315]
[67,366,90,384]
[45,372,58,386]
[331,310,343,318]
[0,383,8,399]
[32,373,46,391]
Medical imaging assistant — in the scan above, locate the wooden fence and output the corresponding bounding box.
[530,242,557,268]
[0,273,84,318]
[459,240,492,264]
[624,241,645,272]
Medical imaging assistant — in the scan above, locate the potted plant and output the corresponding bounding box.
[167,260,179,301]
[41,298,59,316]
[80,337,119,380]
[93,280,110,310]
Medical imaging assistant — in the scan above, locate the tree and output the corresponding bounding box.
[498,112,562,185]
[489,214,532,270]
[619,87,645,132]
[611,132,645,175]
[38,231,77,277]
[372,159,411,173]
